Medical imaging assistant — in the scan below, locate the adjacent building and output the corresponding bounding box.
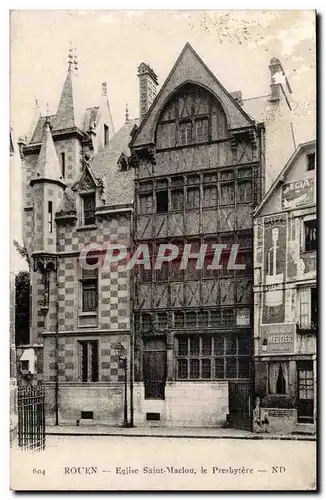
[253,140,316,433]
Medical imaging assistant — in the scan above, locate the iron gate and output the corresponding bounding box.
[17,384,45,451]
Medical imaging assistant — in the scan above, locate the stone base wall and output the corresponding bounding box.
[134,381,229,428]
[44,383,127,426]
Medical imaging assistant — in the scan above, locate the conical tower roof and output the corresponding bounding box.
[35,119,62,181]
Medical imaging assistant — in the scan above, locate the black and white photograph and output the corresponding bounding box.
[9,9,317,491]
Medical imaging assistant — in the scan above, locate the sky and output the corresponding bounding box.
[10,10,316,272]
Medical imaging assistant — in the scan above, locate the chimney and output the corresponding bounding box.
[102,82,107,98]
[269,57,292,106]
[137,62,159,119]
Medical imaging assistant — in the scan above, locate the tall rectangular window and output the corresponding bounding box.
[195,118,209,142]
[156,191,168,213]
[304,219,316,252]
[48,201,53,233]
[179,121,192,145]
[104,124,109,146]
[171,189,184,211]
[203,185,217,207]
[220,182,235,205]
[79,340,99,382]
[139,194,153,214]
[237,181,252,203]
[299,288,310,329]
[83,193,96,226]
[61,152,65,178]
[81,267,98,312]
[186,187,200,209]
[311,288,317,328]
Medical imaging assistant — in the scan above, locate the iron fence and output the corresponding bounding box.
[17,383,45,451]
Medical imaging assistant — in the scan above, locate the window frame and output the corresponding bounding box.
[81,267,98,313]
[303,219,317,252]
[176,333,250,380]
[82,192,96,226]
[79,340,99,382]
[48,200,53,234]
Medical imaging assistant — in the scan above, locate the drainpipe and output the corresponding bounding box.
[55,229,59,425]
[129,207,135,427]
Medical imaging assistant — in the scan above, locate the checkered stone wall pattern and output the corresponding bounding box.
[43,334,129,383]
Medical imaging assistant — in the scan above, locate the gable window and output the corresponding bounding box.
[48,201,53,234]
[307,153,315,171]
[195,118,209,142]
[61,152,66,178]
[83,193,96,226]
[179,121,192,145]
[104,124,109,146]
[81,267,98,312]
[304,219,316,252]
[79,340,99,382]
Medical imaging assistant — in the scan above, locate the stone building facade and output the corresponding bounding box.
[19,58,136,424]
[18,42,304,428]
[253,140,316,434]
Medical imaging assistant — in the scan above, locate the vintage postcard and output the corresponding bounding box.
[10,9,317,491]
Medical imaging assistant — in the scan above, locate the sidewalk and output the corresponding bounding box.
[46,424,316,441]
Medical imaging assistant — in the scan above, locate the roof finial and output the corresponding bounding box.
[125,102,129,123]
[74,48,78,74]
[68,41,73,72]
[44,102,51,128]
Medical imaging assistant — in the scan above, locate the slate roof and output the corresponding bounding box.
[29,115,56,144]
[34,121,62,181]
[242,95,271,124]
[57,119,139,214]
[92,118,139,206]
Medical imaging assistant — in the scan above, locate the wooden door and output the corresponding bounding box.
[143,338,167,400]
[297,361,314,423]
[228,381,252,430]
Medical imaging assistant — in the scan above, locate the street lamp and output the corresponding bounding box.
[114,342,128,427]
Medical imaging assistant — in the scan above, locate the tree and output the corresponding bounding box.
[13,239,30,270]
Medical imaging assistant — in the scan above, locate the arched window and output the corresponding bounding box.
[155,83,228,150]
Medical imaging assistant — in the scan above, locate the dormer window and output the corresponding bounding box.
[83,193,96,226]
[118,153,129,171]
